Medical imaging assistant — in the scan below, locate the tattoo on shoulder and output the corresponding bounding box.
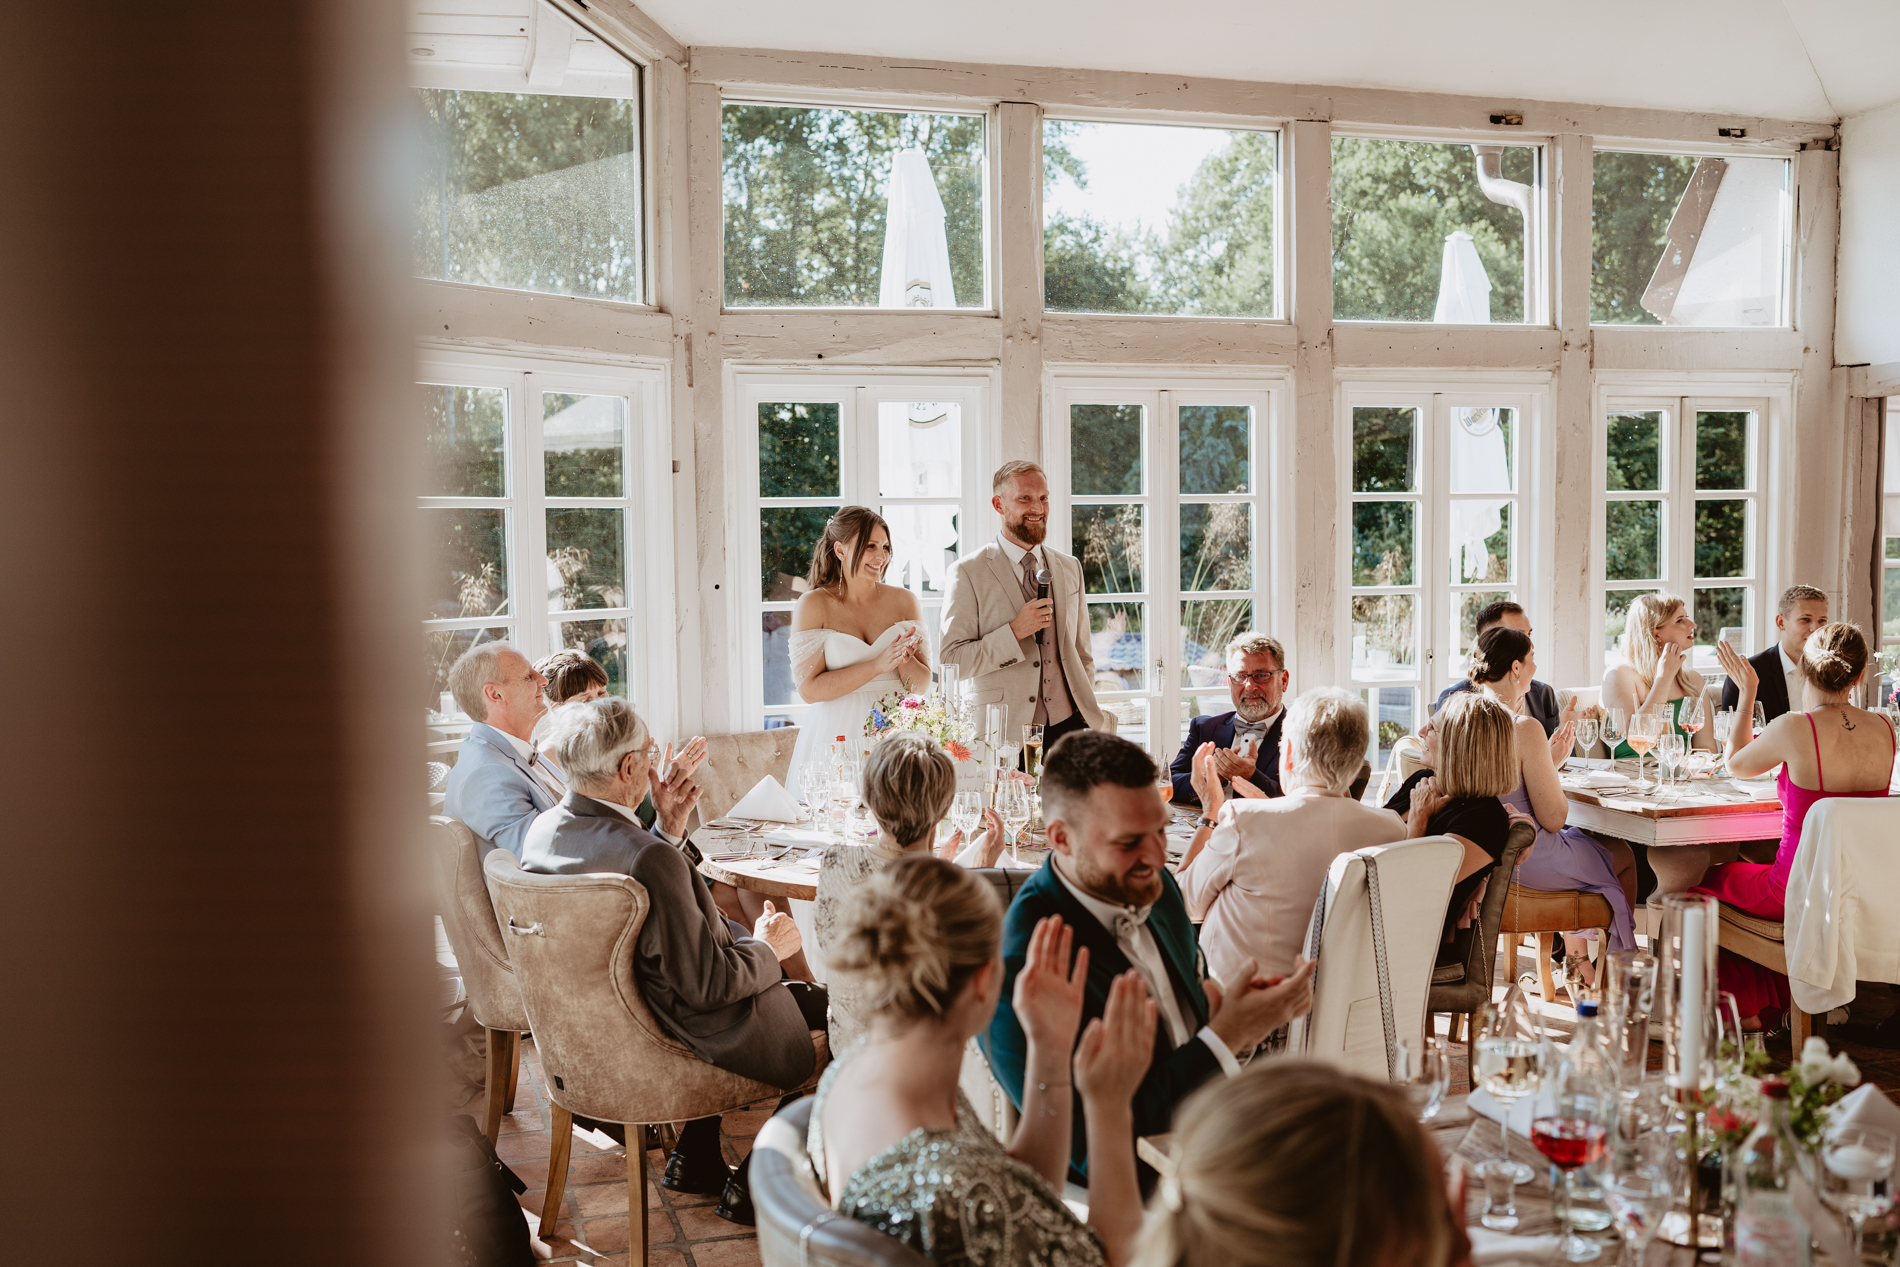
[1842,713,1857,731]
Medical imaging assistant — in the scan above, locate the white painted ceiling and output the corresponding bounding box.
[638,0,1900,124]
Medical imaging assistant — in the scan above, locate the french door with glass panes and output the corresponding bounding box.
[1341,385,1538,769]
[416,350,671,727]
[1047,379,1282,770]
[734,375,990,731]
[1594,395,1766,676]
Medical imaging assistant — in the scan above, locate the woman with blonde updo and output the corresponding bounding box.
[1132,1060,1465,1267]
[811,854,1157,1266]
[813,732,1004,1050]
[1601,591,1706,757]
[1702,623,1896,1027]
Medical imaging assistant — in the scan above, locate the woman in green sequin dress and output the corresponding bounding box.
[811,854,1156,1266]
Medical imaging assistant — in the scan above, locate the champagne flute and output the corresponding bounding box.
[1821,1126,1897,1264]
[998,780,1032,865]
[1396,1035,1450,1122]
[1606,1134,1676,1267]
[951,789,982,854]
[1626,712,1659,791]
[1022,724,1045,780]
[1475,987,1547,1184]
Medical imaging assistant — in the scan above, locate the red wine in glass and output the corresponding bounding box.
[1532,1117,1608,1170]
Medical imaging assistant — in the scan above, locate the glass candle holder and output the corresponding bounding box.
[1656,893,1719,1097]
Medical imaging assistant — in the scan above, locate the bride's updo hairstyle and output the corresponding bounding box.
[807,505,890,591]
[1133,1061,1454,1267]
[1468,626,1533,687]
[826,854,1001,1022]
[1801,622,1869,695]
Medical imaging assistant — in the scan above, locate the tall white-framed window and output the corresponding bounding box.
[1047,375,1286,769]
[731,372,995,731]
[418,347,674,731]
[1339,382,1542,767]
[1593,392,1772,676]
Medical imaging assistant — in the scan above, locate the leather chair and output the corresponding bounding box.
[752,1097,929,1267]
[692,727,800,825]
[483,849,828,1263]
[1496,883,1614,1006]
[1291,837,1465,1080]
[1428,821,1535,1056]
[428,816,531,1143]
[1717,907,1813,1050]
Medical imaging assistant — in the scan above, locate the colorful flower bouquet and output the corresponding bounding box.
[865,687,975,762]
[1706,1035,1863,1154]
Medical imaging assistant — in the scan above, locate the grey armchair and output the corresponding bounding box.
[428,816,531,1142]
[482,849,828,1264]
[691,727,800,825]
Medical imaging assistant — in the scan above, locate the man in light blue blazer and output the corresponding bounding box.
[443,643,564,858]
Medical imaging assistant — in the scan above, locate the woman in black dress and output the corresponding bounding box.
[1383,692,1521,952]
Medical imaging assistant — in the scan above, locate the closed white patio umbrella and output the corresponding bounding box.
[1433,230,1492,324]
[879,147,957,308]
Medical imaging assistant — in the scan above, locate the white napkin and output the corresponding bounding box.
[1739,780,1782,801]
[724,775,805,823]
[761,828,833,848]
[1572,770,1631,790]
[1467,1227,1559,1264]
[1467,1086,1558,1139]
[1831,1083,1900,1138]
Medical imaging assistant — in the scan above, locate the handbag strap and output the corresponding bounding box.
[1358,849,1400,1081]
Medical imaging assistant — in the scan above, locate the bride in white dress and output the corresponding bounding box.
[787,508,933,797]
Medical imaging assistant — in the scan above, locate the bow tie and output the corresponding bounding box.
[1112,910,1151,942]
[1233,717,1273,739]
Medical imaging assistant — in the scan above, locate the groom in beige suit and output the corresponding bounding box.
[941,461,1104,755]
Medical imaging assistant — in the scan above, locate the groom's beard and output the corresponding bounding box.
[1005,511,1047,546]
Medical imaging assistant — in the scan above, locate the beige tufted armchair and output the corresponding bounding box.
[690,727,800,826]
[482,849,829,1262]
[428,817,532,1143]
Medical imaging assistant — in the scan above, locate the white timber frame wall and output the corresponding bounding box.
[412,0,1885,738]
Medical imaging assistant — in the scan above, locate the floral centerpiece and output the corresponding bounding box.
[865,687,975,762]
[1706,1035,1863,1154]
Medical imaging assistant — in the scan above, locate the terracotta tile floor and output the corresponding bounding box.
[461,1036,770,1267]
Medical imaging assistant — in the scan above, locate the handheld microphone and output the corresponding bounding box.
[1035,566,1052,645]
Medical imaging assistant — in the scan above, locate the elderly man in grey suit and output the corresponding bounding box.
[442,643,564,858]
[941,460,1105,757]
[523,697,827,1227]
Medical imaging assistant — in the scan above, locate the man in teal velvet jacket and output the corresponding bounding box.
[981,731,1315,1188]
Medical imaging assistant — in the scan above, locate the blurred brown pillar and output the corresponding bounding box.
[0,3,436,1262]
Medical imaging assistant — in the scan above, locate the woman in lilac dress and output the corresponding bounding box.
[1699,624,1895,1028]
[1468,627,1638,995]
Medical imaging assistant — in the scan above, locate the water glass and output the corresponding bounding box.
[1713,708,1736,746]
[1656,733,1686,787]
[1821,1126,1896,1262]
[997,781,1032,865]
[1396,1035,1450,1122]
[1600,707,1626,758]
[1575,716,1599,755]
[805,779,833,837]
[1606,1134,1675,1267]
[951,789,982,850]
[1476,1158,1521,1230]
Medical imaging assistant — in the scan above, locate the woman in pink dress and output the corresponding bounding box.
[1699,623,1895,1028]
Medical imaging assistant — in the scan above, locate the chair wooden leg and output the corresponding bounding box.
[627,1123,648,1267]
[539,1104,574,1241]
[503,1030,522,1113]
[1536,933,1557,1003]
[482,1028,513,1145]
[1497,934,1512,988]
[1791,1007,1812,1054]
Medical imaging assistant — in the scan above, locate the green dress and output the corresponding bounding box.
[808,1047,1105,1267]
[1609,696,1688,760]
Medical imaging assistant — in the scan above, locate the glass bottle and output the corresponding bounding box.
[1554,1000,1618,1240]
[1730,1077,1811,1267]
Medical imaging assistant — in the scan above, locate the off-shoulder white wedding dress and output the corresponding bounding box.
[786,620,919,797]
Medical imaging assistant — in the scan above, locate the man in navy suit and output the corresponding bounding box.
[1169,632,1289,804]
[983,731,1313,1188]
[1720,585,1830,723]
[443,642,564,858]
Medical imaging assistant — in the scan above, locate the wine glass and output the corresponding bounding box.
[1475,987,1547,1184]
[1627,712,1662,790]
[997,780,1032,865]
[1679,694,1705,747]
[1533,1085,1613,1262]
[804,779,834,844]
[1751,700,1769,740]
[1606,1133,1676,1267]
[1575,716,1599,757]
[1821,1126,1896,1264]
[1601,707,1626,765]
[951,789,982,854]
[1396,1035,1450,1122]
